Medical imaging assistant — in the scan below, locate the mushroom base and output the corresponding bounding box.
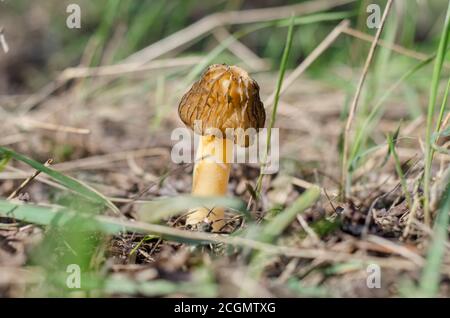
[186,135,232,232]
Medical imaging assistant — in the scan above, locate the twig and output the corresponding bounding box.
[403,182,421,238]
[19,80,65,115]
[297,214,323,246]
[439,112,450,133]
[342,26,432,62]
[1,166,66,191]
[341,0,394,199]
[51,148,168,171]
[361,196,379,238]
[291,177,338,197]
[324,188,337,213]
[149,238,162,256]
[59,56,203,80]
[18,118,90,135]
[7,159,53,200]
[366,235,424,266]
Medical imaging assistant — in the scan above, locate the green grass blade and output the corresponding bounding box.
[114,0,166,60]
[0,153,11,172]
[260,186,321,243]
[137,195,248,223]
[349,54,438,172]
[424,2,450,225]
[0,147,119,214]
[275,11,354,27]
[256,14,296,194]
[246,186,320,282]
[89,0,122,67]
[419,174,450,296]
[0,200,204,244]
[0,199,245,245]
[387,133,412,210]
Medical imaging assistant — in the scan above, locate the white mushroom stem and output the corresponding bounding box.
[186,135,232,231]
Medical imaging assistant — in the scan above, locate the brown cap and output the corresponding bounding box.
[178,64,265,146]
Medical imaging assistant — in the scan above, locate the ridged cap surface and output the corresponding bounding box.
[178,64,265,146]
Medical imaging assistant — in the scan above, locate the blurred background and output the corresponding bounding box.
[0,0,448,94]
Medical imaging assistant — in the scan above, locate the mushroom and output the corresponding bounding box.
[178,64,265,231]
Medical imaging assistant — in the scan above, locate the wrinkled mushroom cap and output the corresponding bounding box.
[178,64,265,146]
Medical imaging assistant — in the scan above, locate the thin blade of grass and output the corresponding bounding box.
[0,147,119,214]
[0,199,418,269]
[387,133,412,210]
[88,0,122,67]
[246,186,320,283]
[0,199,246,245]
[137,195,248,223]
[255,14,296,195]
[260,186,321,243]
[0,199,208,245]
[419,173,450,296]
[341,0,393,198]
[349,53,439,173]
[0,153,11,172]
[424,2,450,226]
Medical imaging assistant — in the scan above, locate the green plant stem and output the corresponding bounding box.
[387,134,412,210]
[0,147,119,214]
[255,15,295,195]
[423,3,450,226]
[419,175,450,296]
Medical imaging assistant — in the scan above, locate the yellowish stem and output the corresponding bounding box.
[186,135,232,231]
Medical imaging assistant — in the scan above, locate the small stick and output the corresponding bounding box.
[297,214,322,246]
[19,118,90,135]
[438,112,450,133]
[60,56,202,80]
[7,159,53,200]
[342,27,430,62]
[323,188,337,213]
[403,183,421,239]
[218,215,243,233]
[366,234,424,266]
[149,238,162,256]
[341,0,394,199]
[0,27,9,54]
